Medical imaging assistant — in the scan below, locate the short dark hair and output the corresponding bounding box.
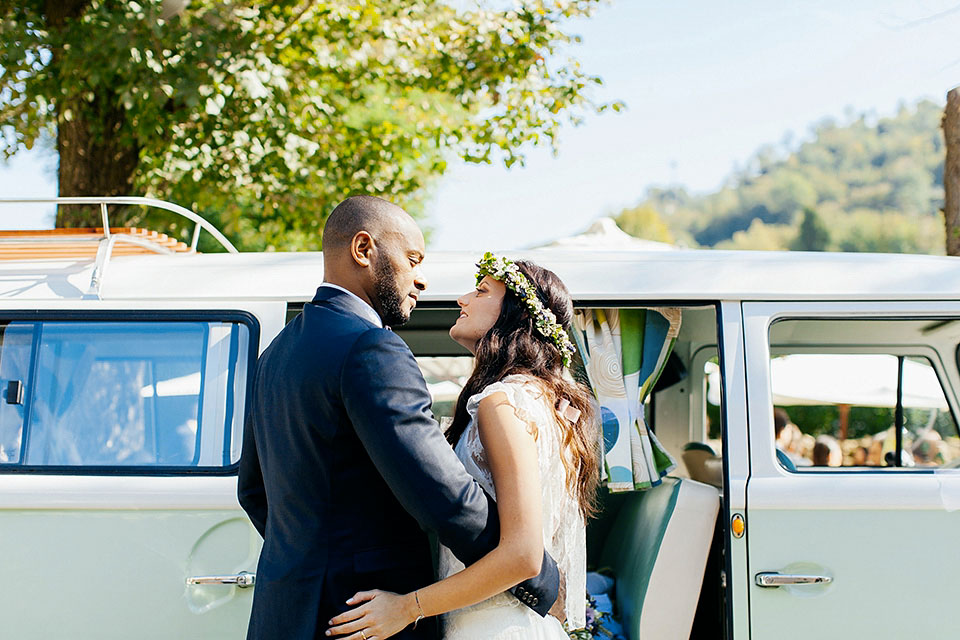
[322,195,403,251]
[773,407,790,437]
[812,435,841,466]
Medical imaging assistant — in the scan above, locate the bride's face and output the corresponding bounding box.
[450,276,506,354]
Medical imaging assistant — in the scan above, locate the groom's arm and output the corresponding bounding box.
[341,328,558,617]
[237,378,268,538]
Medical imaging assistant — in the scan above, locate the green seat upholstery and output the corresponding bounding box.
[682,441,716,455]
[681,441,723,488]
[599,477,720,640]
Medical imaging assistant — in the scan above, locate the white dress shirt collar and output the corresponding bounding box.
[318,283,383,328]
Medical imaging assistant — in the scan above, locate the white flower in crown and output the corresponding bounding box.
[475,251,577,368]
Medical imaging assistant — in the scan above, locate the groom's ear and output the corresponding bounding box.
[350,231,375,268]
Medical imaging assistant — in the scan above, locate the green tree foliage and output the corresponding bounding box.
[625,101,946,254]
[0,0,616,250]
[790,207,830,251]
[614,204,673,244]
[714,219,794,251]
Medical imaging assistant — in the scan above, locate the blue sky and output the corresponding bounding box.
[3,1,960,248]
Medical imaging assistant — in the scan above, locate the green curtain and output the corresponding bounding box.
[572,308,681,491]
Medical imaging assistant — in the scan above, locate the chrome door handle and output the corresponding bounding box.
[755,572,831,588]
[186,571,256,588]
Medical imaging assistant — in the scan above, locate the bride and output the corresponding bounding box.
[327,253,599,640]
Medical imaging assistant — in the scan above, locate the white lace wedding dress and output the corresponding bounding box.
[438,374,586,640]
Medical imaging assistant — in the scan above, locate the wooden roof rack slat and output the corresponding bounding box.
[0,197,237,299]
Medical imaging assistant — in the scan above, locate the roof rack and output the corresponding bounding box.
[0,227,195,259]
[0,196,239,300]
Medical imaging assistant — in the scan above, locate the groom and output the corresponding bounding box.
[238,195,558,640]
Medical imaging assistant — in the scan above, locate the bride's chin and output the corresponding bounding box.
[449,329,475,354]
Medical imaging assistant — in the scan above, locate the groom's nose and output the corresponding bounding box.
[413,267,428,291]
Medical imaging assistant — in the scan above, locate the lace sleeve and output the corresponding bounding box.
[465,377,545,435]
[460,377,544,499]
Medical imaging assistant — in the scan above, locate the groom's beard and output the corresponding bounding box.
[373,259,410,327]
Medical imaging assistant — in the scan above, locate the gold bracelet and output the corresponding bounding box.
[412,590,425,629]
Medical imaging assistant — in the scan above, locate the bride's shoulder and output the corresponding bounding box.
[467,375,552,420]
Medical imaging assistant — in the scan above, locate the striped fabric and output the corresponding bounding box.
[572,308,681,491]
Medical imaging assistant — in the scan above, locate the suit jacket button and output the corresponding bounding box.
[532,597,539,605]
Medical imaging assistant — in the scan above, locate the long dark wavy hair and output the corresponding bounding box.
[447,260,600,518]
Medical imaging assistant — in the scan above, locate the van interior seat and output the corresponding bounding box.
[599,477,720,640]
[680,441,723,488]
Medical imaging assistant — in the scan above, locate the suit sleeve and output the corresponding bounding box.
[237,385,268,538]
[341,328,559,616]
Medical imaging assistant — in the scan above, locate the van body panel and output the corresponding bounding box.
[743,301,960,639]
[0,507,258,638]
[0,301,280,638]
[6,250,960,303]
[719,301,751,640]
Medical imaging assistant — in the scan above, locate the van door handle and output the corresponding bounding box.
[186,571,256,588]
[755,572,831,587]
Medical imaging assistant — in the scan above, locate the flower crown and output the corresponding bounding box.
[475,252,576,368]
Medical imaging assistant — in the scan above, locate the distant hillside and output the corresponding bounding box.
[617,100,946,253]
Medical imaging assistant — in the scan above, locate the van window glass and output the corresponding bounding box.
[0,323,36,464]
[417,355,474,428]
[0,320,248,470]
[769,318,960,471]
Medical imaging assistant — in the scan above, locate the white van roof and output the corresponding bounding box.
[2,249,960,303]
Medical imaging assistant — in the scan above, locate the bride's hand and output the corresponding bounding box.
[326,590,419,640]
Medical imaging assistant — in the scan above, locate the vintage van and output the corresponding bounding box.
[3,197,960,639]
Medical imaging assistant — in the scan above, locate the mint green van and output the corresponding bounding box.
[3,198,960,639]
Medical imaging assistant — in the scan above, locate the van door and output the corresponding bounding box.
[0,302,285,639]
[742,302,960,638]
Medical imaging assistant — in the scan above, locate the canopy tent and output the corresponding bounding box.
[532,217,676,251]
[706,354,948,409]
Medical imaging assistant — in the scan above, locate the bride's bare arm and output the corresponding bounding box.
[326,391,543,639]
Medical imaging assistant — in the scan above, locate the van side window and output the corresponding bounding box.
[0,320,250,472]
[417,356,474,425]
[769,318,960,470]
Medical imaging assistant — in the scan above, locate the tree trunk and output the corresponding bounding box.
[47,0,140,228]
[943,88,960,256]
[55,97,141,227]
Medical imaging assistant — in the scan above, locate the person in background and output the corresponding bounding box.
[812,435,843,467]
[774,407,810,467]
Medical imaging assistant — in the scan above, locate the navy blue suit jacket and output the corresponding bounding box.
[238,287,558,640]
